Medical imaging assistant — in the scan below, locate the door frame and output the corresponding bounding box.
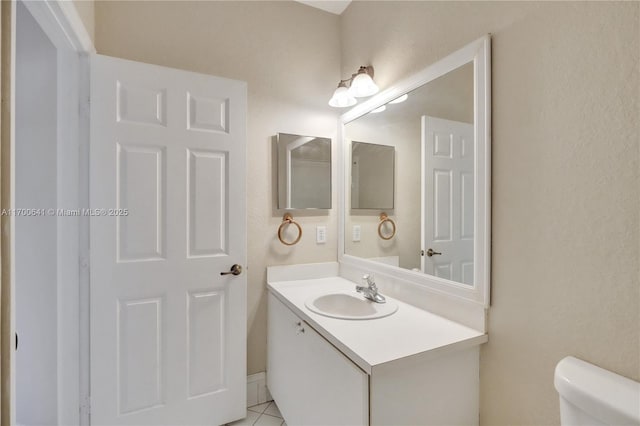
[8,1,93,424]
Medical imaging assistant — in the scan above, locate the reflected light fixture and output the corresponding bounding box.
[371,105,386,113]
[389,93,408,104]
[328,65,379,108]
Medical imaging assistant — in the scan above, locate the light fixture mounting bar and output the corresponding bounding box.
[352,65,374,80]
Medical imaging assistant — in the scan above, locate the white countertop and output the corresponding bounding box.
[267,276,488,374]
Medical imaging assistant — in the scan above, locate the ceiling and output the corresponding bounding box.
[296,0,352,15]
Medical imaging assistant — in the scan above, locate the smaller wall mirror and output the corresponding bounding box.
[277,133,332,210]
[351,142,394,210]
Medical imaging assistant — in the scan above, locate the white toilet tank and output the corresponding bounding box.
[555,356,640,426]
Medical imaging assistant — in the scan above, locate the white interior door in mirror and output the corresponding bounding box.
[90,54,247,426]
[422,116,474,285]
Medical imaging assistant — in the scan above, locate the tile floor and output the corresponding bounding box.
[227,401,287,426]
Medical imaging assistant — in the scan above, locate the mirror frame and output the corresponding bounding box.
[338,35,491,306]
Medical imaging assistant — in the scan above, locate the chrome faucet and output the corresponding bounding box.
[356,274,386,304]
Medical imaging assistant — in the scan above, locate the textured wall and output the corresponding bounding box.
[341,1,639,425]
[95,0,341,375]
[73,0,94,42]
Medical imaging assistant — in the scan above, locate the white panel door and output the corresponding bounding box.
[422,116,474,285]
[90,54,247,425]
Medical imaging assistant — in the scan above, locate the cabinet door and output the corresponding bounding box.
[267,293,369,426]
[267,293,308,421]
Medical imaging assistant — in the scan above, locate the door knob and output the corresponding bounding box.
[220,264,243,276]
[426,248,442,257]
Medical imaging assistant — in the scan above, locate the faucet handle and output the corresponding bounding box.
[362,274,376,288]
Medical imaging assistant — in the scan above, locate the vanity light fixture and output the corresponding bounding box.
[328,80,357,108]
[328,65,379,108]
[349,66,379,98]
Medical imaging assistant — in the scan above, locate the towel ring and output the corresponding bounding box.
[278,213,302,246]
[378,213,396,240]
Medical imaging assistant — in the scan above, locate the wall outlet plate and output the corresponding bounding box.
[316,226,327,244]
[352,225,361,242]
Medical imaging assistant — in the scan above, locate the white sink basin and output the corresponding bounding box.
[304,292,398,320]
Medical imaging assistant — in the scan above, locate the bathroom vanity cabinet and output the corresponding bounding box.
[267,276,487,426]
[268,293,368,425]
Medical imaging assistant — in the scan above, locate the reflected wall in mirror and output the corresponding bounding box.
[343,45,487,290]
[277,133,331,209]
[351,142,395,210]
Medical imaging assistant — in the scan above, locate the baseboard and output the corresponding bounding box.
[246,372,272,407]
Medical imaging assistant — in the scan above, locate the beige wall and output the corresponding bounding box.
[95,1,341,375]
[341,1,639,425]
[73,0,95,42]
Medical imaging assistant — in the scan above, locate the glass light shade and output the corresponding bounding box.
[349,72,379,98]
[329,86,357,108]
[389,94,408,104]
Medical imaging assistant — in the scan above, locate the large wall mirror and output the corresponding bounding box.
[339,36,491,306]
[277,133,332,210]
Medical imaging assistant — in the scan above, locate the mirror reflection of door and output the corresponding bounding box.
[422,116,474,285]
[287,136,314,207]
[277,133,331,210]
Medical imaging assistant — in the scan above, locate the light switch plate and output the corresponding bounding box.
[352,225,361,242]
[316,226,327,244]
